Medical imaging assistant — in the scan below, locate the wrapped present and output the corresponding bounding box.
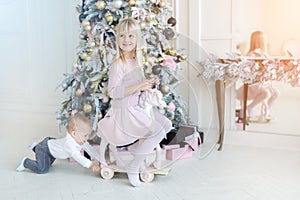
[165,144,193,160]
[236,122,243,130]
[163,131,200,160]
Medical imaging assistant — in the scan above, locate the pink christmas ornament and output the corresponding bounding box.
[162,56,176,71]
[102,96,109,103]
[167,102,176,112]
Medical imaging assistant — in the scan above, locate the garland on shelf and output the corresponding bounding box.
[199,53,300,87]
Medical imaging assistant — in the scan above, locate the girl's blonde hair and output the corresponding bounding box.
[115,18,144,68]
[247,31,268,55]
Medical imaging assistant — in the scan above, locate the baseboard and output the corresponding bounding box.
[224,130,300,151]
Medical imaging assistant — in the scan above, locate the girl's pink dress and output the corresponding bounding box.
[98,59,172,146]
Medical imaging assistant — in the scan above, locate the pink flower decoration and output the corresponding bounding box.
[102,96,109,103]
[161,56,176,71]
[167,102,176,112]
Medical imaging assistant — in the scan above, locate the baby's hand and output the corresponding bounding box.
[90,162,101,173]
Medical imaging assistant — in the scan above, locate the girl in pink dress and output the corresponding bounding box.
[97,18,172,187]
[236,31,280,121]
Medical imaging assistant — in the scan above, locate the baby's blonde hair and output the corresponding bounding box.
[67,113,92,134]
[115,17,144,68]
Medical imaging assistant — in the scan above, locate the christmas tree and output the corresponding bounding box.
[57,0,188,133]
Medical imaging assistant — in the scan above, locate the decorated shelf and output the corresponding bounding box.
[199,53,300,87]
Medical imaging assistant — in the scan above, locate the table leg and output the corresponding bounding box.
[215,80,225,151]
[243,83,249,130]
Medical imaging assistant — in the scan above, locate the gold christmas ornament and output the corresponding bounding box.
[81,20,90,27]
[129,0,136,6]
[160,84,170,94]
[96,0,106,10]
[75,89,83,96]
[84,25,91,31]
[158,1,166,8]
[167,49,176,56]
[150,19,158,25]
[98,113,103,120]
[83,104,92,113]
[152,7,161,14]
[179,54,187,60]
[80,52,88,60]
[105,12,114,24]
[86,46,93,53]
[143,60,149,65]
[142,47,149,55]
[139,21,147,29]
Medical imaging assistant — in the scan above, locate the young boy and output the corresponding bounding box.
[16,113,101,174]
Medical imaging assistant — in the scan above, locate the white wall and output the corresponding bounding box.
[234,0,300,56]
[0,0,79,137]
[264,0,300,56]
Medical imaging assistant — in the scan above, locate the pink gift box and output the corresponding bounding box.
[163,144,180,150]
[185,137,199,151]
[163,135,200,160]
[165,145,193,160]
[236,123,243,130]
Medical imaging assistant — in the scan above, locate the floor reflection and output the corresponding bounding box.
[236,81,300,135]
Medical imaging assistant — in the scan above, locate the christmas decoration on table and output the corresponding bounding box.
[57,0,189,134]
[199,52,300,87]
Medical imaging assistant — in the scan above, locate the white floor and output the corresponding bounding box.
[238,81,300,136]
[1,111,300,200]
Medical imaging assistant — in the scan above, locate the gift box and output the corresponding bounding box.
[165,144,193,160]
[163,130,200,160]
[185,135,199,151]
[236,122,243,130]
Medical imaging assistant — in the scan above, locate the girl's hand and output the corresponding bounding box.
[90,162,101,172]
[139,78,155,91]
[153,75,160,86]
